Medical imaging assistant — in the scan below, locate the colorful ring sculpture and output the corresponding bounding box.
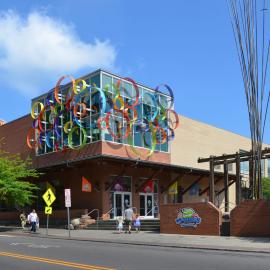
[27,74,179,157]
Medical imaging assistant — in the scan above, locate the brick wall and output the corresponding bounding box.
[102,141,170,164]
[0,115,170,170]
[0,115,32,160]
[160,202,222,235]
[230,200,270,237]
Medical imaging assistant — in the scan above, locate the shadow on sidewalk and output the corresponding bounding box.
[0,226,20,232]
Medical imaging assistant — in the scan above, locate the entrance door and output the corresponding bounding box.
[139,193,154,217]
[114,192,131,218]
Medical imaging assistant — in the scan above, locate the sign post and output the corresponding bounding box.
[46,214,49,236]
[65,189,71,238]
[42,188,56,236]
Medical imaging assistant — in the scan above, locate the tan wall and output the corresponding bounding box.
[171,115,269,170]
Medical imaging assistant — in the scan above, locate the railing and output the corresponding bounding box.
[103,207,137,219]
[87,209,99,230]
[145,206,159,218]
[104,208,114,218]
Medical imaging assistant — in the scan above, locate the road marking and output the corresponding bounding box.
[0,251,116,270]
[0,235,16,237]
[10,242,60,248]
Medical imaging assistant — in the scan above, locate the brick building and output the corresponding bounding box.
[0,69,268,220]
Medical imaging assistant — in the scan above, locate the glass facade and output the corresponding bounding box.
[32,70,171,156]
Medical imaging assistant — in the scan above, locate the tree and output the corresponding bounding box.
[262,177,270,199]
[0,142,40,208]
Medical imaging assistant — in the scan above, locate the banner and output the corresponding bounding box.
[168,181,178,195]
[82,176,92,192]
[142,180,154,193]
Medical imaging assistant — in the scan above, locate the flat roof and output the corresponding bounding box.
[32,69,172,102]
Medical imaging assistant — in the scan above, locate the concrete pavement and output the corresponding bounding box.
[2,226,270,254]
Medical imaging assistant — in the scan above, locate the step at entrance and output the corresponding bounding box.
[84,219,160,231]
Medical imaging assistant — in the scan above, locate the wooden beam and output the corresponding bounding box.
[209,157,215,203]
[161,173,184,194]
[199,176,223,196]
[198,147,270,163]
[182,176,204,195]
[217,179,236,195]
[235,153,241,205]
[224,161,229,212]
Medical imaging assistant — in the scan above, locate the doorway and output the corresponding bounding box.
[139,193,154,217]
[114,192,132,218]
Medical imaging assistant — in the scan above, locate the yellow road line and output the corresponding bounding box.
[0,252,116,270]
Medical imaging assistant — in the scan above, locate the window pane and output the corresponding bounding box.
[102,74,112,92]
[91,74,100,88]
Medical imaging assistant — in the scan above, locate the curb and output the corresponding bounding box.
[5,231,270,255]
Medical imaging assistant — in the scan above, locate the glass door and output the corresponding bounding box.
[139,193,154,217]
[115,193,122,217]
[114,192,131,218]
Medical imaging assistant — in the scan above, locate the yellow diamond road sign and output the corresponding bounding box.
[42,188,56,207]
[45,206,52,215]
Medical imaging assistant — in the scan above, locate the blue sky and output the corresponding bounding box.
[0,0,269,142]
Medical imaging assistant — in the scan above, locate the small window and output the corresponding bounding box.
[228,163,233,172]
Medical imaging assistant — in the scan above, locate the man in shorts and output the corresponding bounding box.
[124,206,133,234]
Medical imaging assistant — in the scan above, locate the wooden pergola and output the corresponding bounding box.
[198,148,270,211]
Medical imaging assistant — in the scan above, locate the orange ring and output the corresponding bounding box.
[73,102,87,118]
[156,127,167,144]
[26,128,40,149]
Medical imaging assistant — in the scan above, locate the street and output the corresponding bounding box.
[0,234,269,270]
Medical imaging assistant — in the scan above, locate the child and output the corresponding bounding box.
[134,214,141,232]
[117,216,123,233]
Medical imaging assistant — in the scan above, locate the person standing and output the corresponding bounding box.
[19,212,27,230]
[28,209,38,233]
[134,214,141,232]
[116,216,123,233]
[124,206,133,234]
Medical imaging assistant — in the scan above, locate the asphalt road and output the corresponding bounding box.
[0,234,269,270]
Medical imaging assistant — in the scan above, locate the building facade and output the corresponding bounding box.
[0,69,268,220]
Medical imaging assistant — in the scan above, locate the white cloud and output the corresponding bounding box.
[0,11,117,96]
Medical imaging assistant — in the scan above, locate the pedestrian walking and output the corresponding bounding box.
[116,216,123,233]
[134,214,141,232]
[28,209,38,233]
[124,206,133,234]
[19,211,27,230]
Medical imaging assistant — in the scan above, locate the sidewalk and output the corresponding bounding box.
[2,226,270,254]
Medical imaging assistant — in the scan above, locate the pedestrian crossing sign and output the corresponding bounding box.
[42,188,56,207]
[45,206,52,215]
